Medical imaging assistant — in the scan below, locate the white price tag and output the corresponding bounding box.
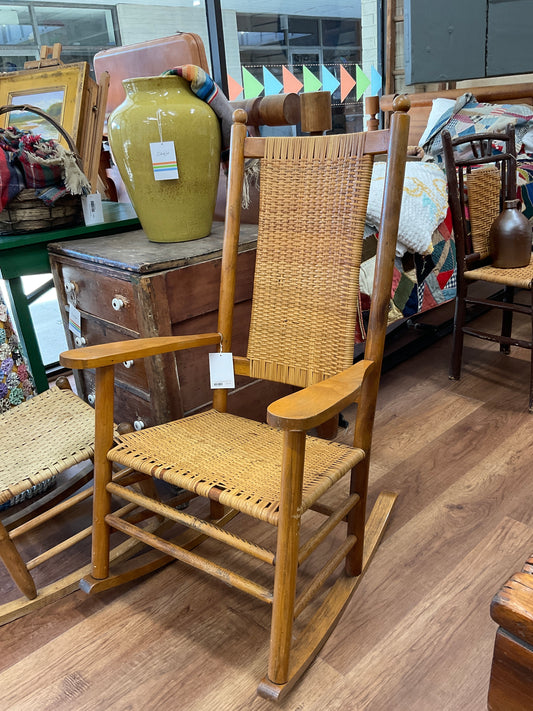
[150,141,179,181]
[81,193,104,225]
[68,304,82,337]
[209,352,235,390]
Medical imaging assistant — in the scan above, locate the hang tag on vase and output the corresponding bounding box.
[209,352,235,390]
[150,141,179,181]
[68,304,82,337]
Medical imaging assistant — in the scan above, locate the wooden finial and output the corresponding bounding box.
[232,108,249,125]
[117,422,135,435]
[391,94,411,113]
[55,375,72,391]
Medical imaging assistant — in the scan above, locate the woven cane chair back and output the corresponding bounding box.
[247,133,372,388]
[466,165,502,259]
[442,126,517,264]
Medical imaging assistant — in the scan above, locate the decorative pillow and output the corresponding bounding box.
[418,98,456,147]
[422,93,533,163]
[366,161,448,257]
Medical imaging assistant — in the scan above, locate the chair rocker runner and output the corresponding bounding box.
[442,126,533,412]
[60,96,410,700]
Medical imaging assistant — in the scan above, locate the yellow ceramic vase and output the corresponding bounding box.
[108,75,221,242]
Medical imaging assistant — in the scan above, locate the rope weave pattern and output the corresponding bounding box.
[247,133,372,388]
[466,165,501,259]
[110,410,364,526]
[465,253,533,288]
[0,386,95,505]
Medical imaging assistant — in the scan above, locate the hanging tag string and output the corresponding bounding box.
[218,332,223,353]
[157,109,164,144]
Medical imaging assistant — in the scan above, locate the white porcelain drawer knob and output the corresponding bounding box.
[88,393,95,406]
[74,336,87,347]
[64,280,77,294]
[134,419,145,431]
[123,360,134,368]
[112,297,125,311]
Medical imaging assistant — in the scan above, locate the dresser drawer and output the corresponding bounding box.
[59,262,138,331]
[83,371,156,430]
[72,315,149,393]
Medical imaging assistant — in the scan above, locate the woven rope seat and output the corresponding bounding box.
[109,410,364,526]
[0,386,95,507]
[464,253,533,288]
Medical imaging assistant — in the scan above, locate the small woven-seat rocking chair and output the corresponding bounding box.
[0,379,144,625]
[442,126,533,411]
[60,97,410,700]
[0,379,96,623]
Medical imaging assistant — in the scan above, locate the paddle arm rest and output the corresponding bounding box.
[60,333,221,370]
[266,359,376,431]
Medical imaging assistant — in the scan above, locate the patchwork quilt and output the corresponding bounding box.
[357,207,456,343]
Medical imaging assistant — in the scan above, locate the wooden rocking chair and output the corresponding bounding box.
[0,379,96,624]
[0,379,152,625]
[60,96,410,700]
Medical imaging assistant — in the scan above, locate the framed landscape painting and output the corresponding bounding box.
[0,63,90,148]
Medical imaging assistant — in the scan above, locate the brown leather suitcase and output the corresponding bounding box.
[94,32,209,116]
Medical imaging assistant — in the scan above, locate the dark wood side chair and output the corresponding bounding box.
[442,127,533,411]
[60,97,410,701]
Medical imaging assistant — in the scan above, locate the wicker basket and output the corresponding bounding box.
[0,104,85,234]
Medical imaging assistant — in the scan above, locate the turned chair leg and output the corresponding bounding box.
[529,289,533,413]
[450,284,467,380]
[267,430,305,685]
[0,522,37,600]
[500,285,514,355]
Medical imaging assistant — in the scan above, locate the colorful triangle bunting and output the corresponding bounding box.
[282,66,303,94]
[227,73,243,102]
[302,65,322,93]
[355,65,371,100]
[242,66,264,99]
[370,66,382,96]
[321,65,340,95]
[339,65,356,102]
[262,66,283,96]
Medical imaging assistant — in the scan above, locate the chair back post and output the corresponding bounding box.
[355,96,410,449]
[346,97,409,578]
[442,129,468,269]
[213,108,248,413]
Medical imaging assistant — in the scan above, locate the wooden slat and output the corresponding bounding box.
[105,514,274,604]
[299,493,360,564]
[106,482,275,565]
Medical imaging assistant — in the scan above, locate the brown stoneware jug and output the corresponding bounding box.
[489,199,532,268]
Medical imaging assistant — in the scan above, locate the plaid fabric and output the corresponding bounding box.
[0,124,87,209]
[17,150,63,189]
[0,150,25,210]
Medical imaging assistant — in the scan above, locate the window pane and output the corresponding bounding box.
[287,17,318,47]
[322,19,358,47]
[237,14,285,47]
[0,5,33,46]
[33,6,116,48]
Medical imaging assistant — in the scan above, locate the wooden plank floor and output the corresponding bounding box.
[2,308,533,710]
